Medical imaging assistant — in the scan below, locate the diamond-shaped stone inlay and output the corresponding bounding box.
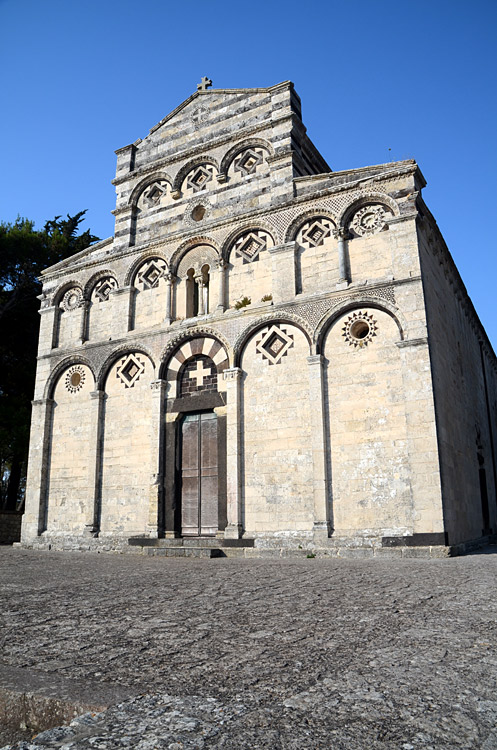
[233,230,269,264]
[186,165,214,192]
[256,324,294,365]
[300,217,334,247]
[136,258,167,290]
[93,276,117,302]
[116,353,145,388]
[234,148,263,176]
[140,181,168,208]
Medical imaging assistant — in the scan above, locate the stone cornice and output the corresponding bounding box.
[40,237,114,279]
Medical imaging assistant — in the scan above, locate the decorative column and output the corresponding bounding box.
[79,299,90,344]
[216,259,227,312]
[164,273,176,325]
[223,367,243,539]
[195,275,206,316]
[148,380,167,537]
[334,228,350,284]
[84,390,105,536]
[21,397,55,542]
[307,355,332,543]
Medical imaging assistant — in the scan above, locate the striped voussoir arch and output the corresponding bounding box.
[166,336,229,384]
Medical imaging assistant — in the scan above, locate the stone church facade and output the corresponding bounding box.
[21,81,497,556]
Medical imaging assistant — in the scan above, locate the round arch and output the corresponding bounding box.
[83,269,119,300]
[128,172,173,208]
[315,296,407,352]
[96,345,156,390]
[284,209,338,244]
[124,250,169,287]
[219,138,273,178]
[45,356,97,399]
[159,327,232,380]
[169,236,219,276]
[220,222,278,263]
[51,279,83,308]
[338,192,400,229]
[233,313,313,366]
[173,155,220,193]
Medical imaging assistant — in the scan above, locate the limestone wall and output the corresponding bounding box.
[99,353,154,536]
[418,222,497,545]
[240,323,314,535]
[323,308,412,535]
[45,364,94,533]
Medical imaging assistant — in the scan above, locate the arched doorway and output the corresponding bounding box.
[162,338,230,538]
[180,411,218,536]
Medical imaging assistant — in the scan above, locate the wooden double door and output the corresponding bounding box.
[180,411,218,536]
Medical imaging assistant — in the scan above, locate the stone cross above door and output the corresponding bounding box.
[188,360,212,387]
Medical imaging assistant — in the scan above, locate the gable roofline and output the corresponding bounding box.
[149,81,293,136]
[40,236,114,277]
[115,81,295,153]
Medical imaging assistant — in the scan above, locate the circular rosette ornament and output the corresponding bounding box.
[350,205,387,236]
[61,287,83,311]
[65,365,86,393]
[342,311,378,348]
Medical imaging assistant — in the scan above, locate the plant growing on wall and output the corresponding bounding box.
[234,295,251,310]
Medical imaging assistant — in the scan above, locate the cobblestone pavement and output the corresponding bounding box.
[1,546,497,749]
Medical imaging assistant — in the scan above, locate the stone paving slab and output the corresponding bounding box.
[1,547,497,748]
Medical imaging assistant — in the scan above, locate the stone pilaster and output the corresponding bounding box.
[21,398,54,542]
[110,286,136,334]
[112,205,135,248]
[37,306,59,355]
[307,355,332,542]
[84,390,105,536]
[269,241,297,302]
[223,367,243,538]
[148,380,167,537]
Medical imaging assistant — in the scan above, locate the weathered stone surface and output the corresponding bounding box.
[21,81,497,557]
[1,547,497,747]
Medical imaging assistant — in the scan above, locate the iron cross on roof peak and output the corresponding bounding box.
[197,76,212,92]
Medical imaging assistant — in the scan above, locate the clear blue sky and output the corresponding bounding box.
[1,0,496,346]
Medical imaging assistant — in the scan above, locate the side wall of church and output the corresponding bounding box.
[240,324,314,535]
[418,222,497,545]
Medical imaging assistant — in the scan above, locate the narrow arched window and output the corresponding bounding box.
[186,268,197,318]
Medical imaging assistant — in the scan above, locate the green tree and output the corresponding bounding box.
[0,212,99,510]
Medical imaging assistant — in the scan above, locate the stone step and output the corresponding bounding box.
[144,547,224,558]
[128,537,255,549]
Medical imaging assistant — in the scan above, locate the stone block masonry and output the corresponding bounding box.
[21,80,497,556]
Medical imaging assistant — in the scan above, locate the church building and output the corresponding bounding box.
[21,80,497,556]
